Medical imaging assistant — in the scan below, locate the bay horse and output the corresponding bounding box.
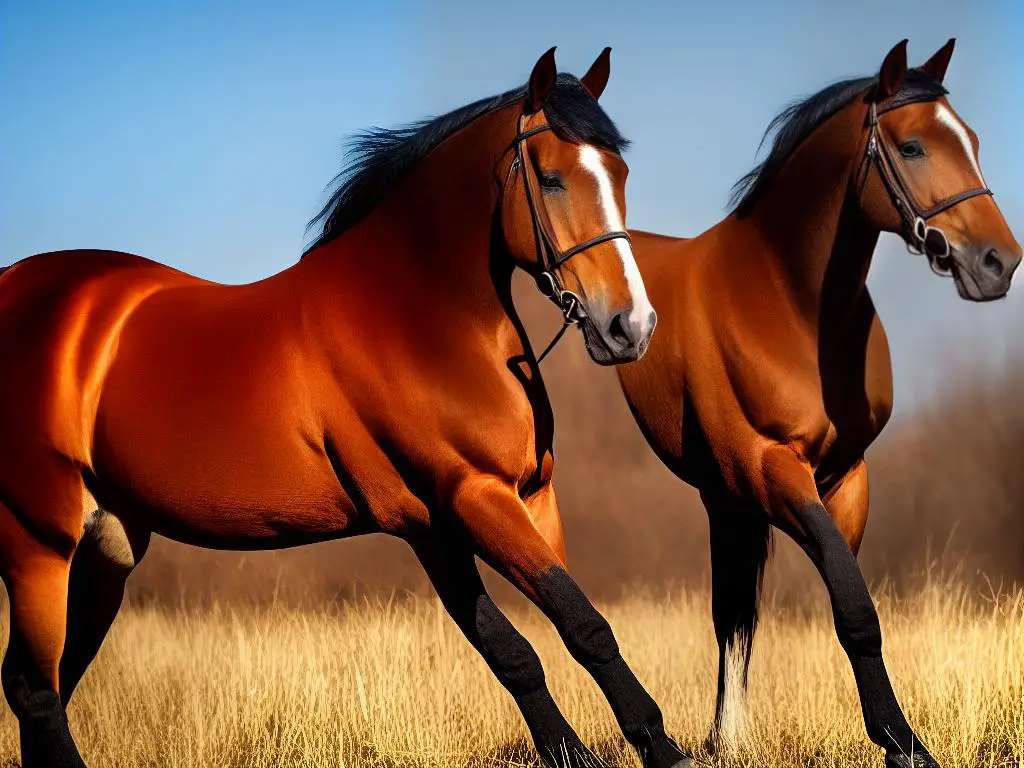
[617,39,1020,768]
[0,49,688,768]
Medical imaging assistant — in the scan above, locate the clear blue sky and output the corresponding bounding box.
[1,0,1021,410]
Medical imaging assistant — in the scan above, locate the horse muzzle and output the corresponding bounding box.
[949,241,1021,302]
[580,303,657,365]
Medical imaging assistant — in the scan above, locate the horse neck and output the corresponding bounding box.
[740,101,881,335]
[301,105,521,336]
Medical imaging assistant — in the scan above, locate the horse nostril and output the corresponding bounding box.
[608,313,631,347]
[983,248,1004,278]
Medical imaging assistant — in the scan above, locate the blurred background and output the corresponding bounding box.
[2,0,1021,605]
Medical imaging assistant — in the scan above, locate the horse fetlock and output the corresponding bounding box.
[515,689,593,767]
[538,735,601,768]
[850,654,918,750]
[639,734,691,768]
[5,682,86,768]
[885,751,941,768]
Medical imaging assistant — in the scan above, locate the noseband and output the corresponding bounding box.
[866,99,992,276]
[505,114,632,361]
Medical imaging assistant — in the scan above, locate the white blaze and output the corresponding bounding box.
[577,144,652,327]
[935,103,986,185]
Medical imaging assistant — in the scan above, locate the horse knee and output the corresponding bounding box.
[537,567,619,668]
[834,600,882,658]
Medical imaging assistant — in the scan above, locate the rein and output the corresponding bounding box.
[505,114,632,362]
[866,98,992,275]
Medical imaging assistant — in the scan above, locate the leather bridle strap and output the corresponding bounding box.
[507,115,632,326]
[866,100,992,274]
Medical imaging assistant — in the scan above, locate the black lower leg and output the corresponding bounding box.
[795,503,933,762]
[2,638,86,768]
[536,567,688,768]
[472,594,593,766]
[415,542,592,767]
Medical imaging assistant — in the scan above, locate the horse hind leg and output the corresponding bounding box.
[0,495,88,768]
[704,497,771,755]
[60,506,150,705]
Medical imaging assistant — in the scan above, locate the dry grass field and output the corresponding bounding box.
[0,577,1019,768]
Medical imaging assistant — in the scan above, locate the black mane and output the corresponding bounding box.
[303,74,628,256]
[730,69,948,216]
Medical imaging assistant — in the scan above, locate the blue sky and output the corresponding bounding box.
[1,0,1021,410]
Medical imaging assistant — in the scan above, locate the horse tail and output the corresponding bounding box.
[709,510,773,681]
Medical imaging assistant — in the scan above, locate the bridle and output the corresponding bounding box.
[504,113,632,361]
[866,98,992,276]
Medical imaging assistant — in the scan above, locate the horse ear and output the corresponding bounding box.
[919,38,955,84]
[580,47,612,100]
[875,39,909,101]
[527,47,558,114]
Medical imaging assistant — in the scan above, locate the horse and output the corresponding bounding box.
[616,39,1020,768]
[0,48,689,768]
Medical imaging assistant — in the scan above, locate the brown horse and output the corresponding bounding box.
[0,48,688,768]
[618,39,1020,768]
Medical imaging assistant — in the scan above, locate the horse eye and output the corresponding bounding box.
[899,140,925,159]
[539,171,565,191]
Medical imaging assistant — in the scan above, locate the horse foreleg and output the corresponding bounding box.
[410,533,588,767]
[449,477,691,768]
[759,445,937,768]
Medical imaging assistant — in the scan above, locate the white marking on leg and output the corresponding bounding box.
[934,103,986,185]
[577,145,652,328]
[715,637,750,753]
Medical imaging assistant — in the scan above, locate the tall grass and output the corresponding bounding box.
[1,578,1019,767]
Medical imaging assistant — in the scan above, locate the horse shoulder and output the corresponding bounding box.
[617,233,697,470]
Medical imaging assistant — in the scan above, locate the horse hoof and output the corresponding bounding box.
[642,741,695,768]
[885,752,940,768]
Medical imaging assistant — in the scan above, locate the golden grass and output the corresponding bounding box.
[0,579,1021,768]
